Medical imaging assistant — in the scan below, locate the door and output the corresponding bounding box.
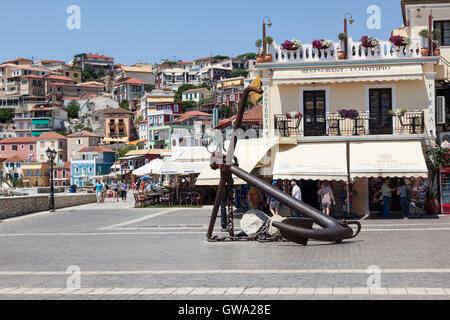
[303,91,326,136]
[369,88,393,135]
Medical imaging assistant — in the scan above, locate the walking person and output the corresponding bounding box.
[112,179,119,202]
[318,181,336,216]
[291,180,302,217]
[121,179,129,202]
[397,179,410,219]
[95,180,103,204]
[382,178,397,219]
[267,181,281,216]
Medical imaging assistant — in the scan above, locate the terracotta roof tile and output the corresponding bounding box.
[67,131,100,138]
[36,132,67,140]
[78,146,115,153]
[0,137,37,144]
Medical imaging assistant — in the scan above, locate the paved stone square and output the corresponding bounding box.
[0,198,449,300]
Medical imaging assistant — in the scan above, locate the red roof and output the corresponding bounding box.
[183,88,207,93]
[214,105,262,129]
[64,97,87,101]
[36,132,67,140]
[0,137,37,144]
[79,146,115,153]
[85,53,114,60]
[45,75,76,82]
[67,131,100,138]
[4,154,28,162]
[181,61,194,64]
[2,58,33,64]
[38,60,65,64]
[183,111,212,117]
[104,108,133,115]
[115,77,146,85]
[22,74,43,79]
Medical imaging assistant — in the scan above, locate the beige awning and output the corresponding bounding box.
[195,137,278,186]
[272,142,348,181]
[273,64,423,85]
[350,141,428,179]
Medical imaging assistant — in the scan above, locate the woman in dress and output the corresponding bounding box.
[318,181,336,216]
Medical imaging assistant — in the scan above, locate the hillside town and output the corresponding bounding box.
[0,0,449,220]
[1,0,450,303]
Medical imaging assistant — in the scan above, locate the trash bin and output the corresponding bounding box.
[70,185,77,193]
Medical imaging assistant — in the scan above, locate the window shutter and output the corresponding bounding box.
[436,96,446,125]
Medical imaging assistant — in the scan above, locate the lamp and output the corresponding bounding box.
[344,12,354,59]
[46,148,57,212]
[262,16,273,56]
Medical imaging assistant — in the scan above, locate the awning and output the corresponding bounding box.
[273,64,423,85]
[155,161,208,175]
[350,141,428,178]
[132,159,164,176]
[196,137,278,186]
[272,142,348,181]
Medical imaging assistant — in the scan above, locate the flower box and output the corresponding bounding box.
[360,36,380,48]
[338,109,359,120]
[389,35,410,47]
[281,39,302,51]
[312,39,333,50]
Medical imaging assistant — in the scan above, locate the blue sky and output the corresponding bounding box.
[1,0,404,65]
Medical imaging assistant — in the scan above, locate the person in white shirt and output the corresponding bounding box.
[291,181,302,217]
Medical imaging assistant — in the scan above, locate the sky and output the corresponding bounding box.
[0,0,404,65]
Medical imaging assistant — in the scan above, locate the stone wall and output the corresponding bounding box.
[0,193,97,220]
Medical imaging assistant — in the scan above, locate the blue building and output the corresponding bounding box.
[71,147,116,186]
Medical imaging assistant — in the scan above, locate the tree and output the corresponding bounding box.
[120,100,130,111]
[118,145,134,158]
[237,53,257,60]
[145,84,155,92]
[175,84,196,102]
[221,105,233,118]
[231,70,249,78]
[0,108,14,123]
[182,101,198,111]
[65,101,80,119]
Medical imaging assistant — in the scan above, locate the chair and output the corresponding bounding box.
[189,192,202,206]
[328,118,340,136]
[134,193,146,207]
[161,193,174,207]
[179,192,190,206]
[397,115,412,134]
[288,116,302,136]
[353,118,366,135]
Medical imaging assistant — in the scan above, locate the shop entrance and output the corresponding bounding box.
[300,180,320,210]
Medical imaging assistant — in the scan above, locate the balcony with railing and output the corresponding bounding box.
[267,38,425,64]
[274,110,425,138]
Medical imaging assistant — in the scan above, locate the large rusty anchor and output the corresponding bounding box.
[207,86,361,245]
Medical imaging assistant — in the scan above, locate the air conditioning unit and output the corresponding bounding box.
[436,96,446,125]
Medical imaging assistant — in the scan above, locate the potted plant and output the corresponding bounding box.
[434,41,441,56]
[338,109,359,120]
[264,36,274,62]
[360,36,380,48]
[312,39,334,50]
[388,109,406,117]
[425,146,450,215]
[389,35,410,47]
[419,29,441,56]
[337,33,348,59]
[281,39,302,51]
[285,112,303,119]
[255,39,264,63]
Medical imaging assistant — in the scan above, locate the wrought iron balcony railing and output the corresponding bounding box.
[274,111,425,138]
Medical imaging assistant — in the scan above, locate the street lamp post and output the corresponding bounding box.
[46,148,57,212]
[344,12,354,59]
[262,16,272,56]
